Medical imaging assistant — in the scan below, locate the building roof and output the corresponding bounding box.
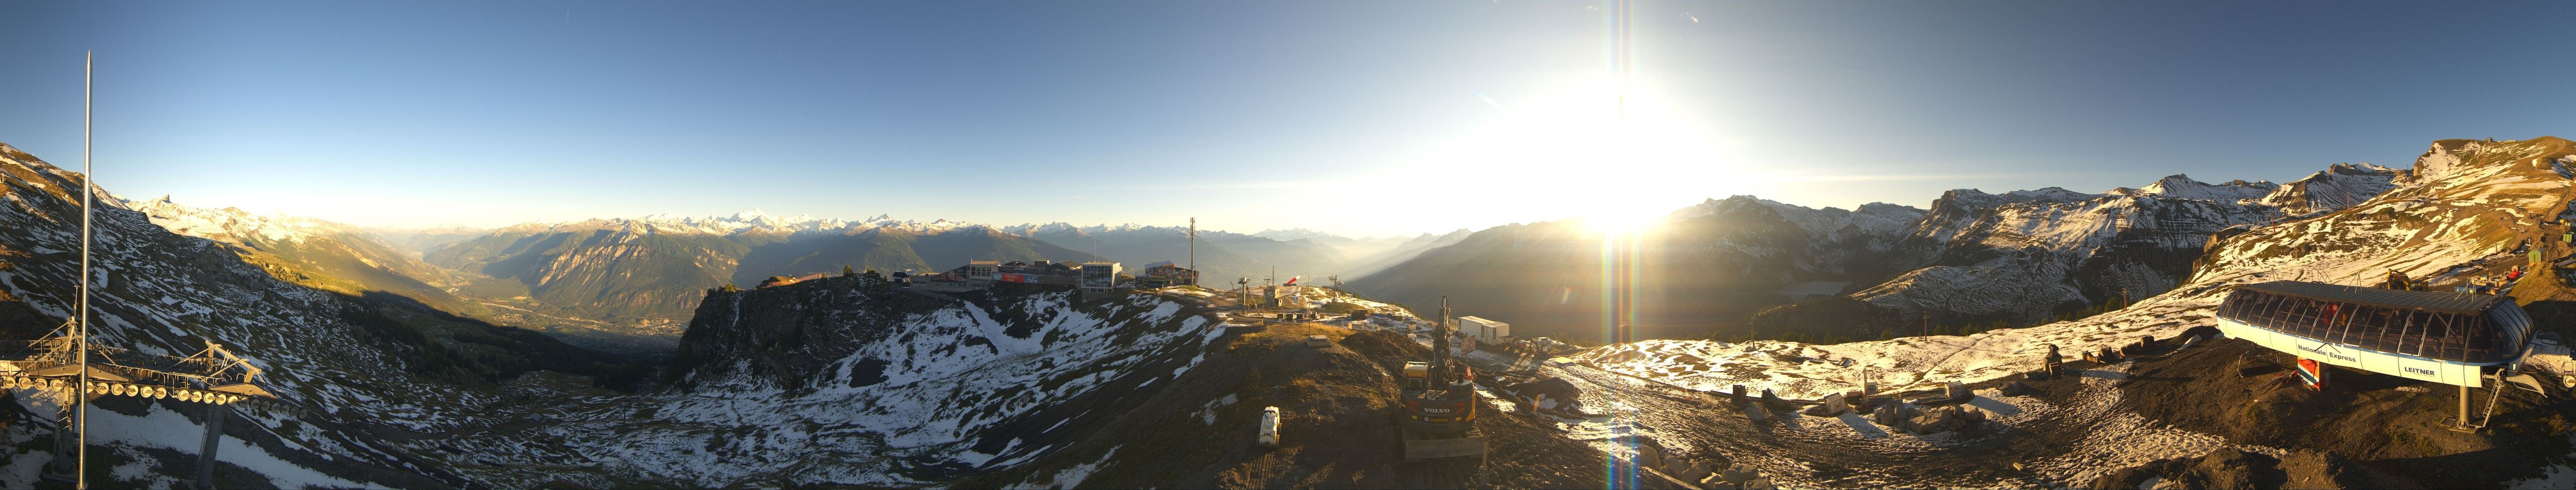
[1081,261,1118,267]
[2236,280,2505,314]
[969,260,1000,265]
[1143,260,1175,268]
[1457,315,1506,325]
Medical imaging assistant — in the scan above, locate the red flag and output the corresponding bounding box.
[1284,276,1299,286]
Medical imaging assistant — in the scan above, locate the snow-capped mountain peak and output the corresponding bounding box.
[2256,162,2407,215]
[2112,174,2279,204]
[127,194,350,245]
[1252,228,1349,242]
[506,211,979,237]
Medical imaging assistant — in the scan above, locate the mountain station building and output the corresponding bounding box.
[1459,316,1512,344]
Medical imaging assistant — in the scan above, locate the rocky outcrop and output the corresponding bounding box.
[1754,166,2394,337]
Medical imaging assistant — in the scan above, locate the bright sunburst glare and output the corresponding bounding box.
[1579,211,1662,236]
[1433,80,1728,234]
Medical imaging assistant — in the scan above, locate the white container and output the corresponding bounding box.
[1257,406,1282,448]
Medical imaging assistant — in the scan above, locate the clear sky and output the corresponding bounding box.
[2,1,2570,237]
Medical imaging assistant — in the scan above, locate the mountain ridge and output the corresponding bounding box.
[1353,150,2434,342]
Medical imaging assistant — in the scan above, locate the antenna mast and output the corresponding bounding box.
[1433,296,1452,382]
[1188,217,1195,286]
[75,50,93,490]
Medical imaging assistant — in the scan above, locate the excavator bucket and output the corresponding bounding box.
[1403,436,1486,459]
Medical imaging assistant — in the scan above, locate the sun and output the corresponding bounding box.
[1336,77,1738,236]
[1435,79,1729,223]
[1578,211,1663,236]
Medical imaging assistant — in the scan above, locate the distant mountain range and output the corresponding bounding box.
[117,195,1459,354]
[1004,223,1339,287]
[1351,156,2419,343]
[415,214,1102,350]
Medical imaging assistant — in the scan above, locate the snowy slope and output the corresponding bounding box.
[1855,187,2284,321]
[2258,163,2408,215]
[1584,136,2576,400]
[422,281,1229,488]
[128,195,349,245]
[1906,187,2104,247]
[0,143,531,488]
[1757,166,2400,336]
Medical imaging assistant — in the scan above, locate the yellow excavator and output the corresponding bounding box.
[1399,296,1486,459]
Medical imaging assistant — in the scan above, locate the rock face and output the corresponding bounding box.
[1751,166,2401,338]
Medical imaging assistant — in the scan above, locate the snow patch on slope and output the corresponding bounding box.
[129,196,348,245]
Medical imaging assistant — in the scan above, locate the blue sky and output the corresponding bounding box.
[2,1,2570,237]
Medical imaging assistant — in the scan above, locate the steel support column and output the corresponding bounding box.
[194,402,228,490]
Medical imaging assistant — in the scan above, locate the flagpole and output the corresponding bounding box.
[76,49,93,490]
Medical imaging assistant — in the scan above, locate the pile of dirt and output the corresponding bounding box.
[2111,337,2576,488]
[953,325,1607,489]
[1338,329,1429,370]
[2087,447,2422,490]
